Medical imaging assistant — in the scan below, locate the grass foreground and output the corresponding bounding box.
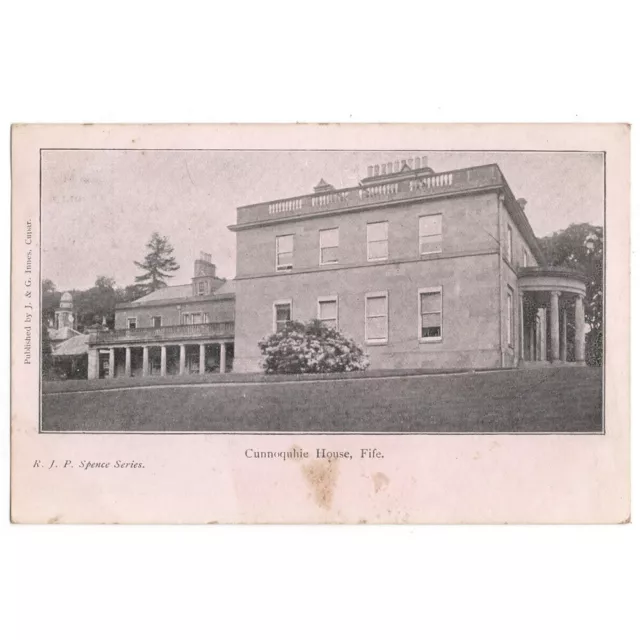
[41,366,603,433]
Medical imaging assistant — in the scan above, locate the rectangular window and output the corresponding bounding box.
[317,296,338,329]
[365,292,388,343]
[197,281,206,295]
[191,312,202,325]
[419,287,443,341]
[367,222,388,261]
[319,228,339,265]
[127,317,137,329]
[507,288,514,346]
[151,316,162,328]
[507,225,513,263]
[523,248,529,267]
[276,234,294,271]
[273,300,292,333]
[419,214,443,255]
[203,312,210,324]
[181,313,191,325]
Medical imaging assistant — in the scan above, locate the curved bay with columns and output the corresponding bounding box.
[517,267,588,366]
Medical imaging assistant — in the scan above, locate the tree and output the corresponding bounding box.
[538,223,603,365]
[41,324,55,379]
[73,276,119,329]
[41,278,61,326]
[134,232,180,293]
[116,283,148,304]
[259,319,369,374]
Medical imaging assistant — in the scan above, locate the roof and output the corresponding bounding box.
[116,280,236,310]
[213,280,235,295]
[53,332,89,356]
[47,326,81,342]
[133,284,194,304]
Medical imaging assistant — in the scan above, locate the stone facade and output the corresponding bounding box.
[230,161,586,373]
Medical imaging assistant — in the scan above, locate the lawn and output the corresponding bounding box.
[41,367,603,433]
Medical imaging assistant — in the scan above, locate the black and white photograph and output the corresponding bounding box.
[40,148,604,433]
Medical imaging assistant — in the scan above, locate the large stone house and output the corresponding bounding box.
[85,158,588,379]
[230,158,588,372]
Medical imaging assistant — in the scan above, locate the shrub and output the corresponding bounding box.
[258,319,370,374]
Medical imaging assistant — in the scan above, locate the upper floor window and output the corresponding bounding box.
[191,312,202,325]
[276,234,294,271]
[317,296,338,329]
[151,316,162,328]
[506,225,513,263]
[523,248,529,267]
[273,300,292,333]
[203,312,210,324]
[419,214,443,255]
[181,313,191,325]
[319,228,339,265]
[365,291,388,343]
[127,317,137,329]
[419,287,442,341]
[197,281,207,295]
[367,222,388,261]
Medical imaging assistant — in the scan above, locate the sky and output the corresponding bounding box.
[41,150,604,292]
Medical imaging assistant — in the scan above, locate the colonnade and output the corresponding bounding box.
[519,291,585,365]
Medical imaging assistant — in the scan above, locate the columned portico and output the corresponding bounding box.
[518,267,588,367]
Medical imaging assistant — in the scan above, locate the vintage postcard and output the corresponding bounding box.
[10,123,630,523]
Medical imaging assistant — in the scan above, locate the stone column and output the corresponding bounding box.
[199,344,206,375]
[574,294,586,364]
[560,308,568,362]
[87,348,99,380]
[220,342,227,374]
[529,322,535,362]
[179,344,186,375]
[125,346,131,377]
[160,345,167,376]
[108,348,115,379]
[142,346,149,377]
[519,292,525,362]
[550,291,560,363]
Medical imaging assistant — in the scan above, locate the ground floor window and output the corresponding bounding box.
[317,296,338,329]
[273,300,292,333]
[419,287,442,341]
[365,291,388,343]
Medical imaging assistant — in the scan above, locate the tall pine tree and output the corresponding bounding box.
[134,232,180,293]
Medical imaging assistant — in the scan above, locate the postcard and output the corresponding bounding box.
[10,123,630,523]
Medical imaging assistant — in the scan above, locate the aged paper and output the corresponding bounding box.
[10,123,630,523]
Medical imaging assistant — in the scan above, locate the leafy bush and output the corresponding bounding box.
[259,319,370,374]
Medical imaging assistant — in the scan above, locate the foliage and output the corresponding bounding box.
[259,319,369,374]
[134,232,180,293]
[41,324,54,380]
[538,223,603,365]
[41,278,61,326]
[116,283,148,304]
[72,276,119,330]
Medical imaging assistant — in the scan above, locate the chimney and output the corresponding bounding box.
[517,198,528,211]
[194,252,216,278]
